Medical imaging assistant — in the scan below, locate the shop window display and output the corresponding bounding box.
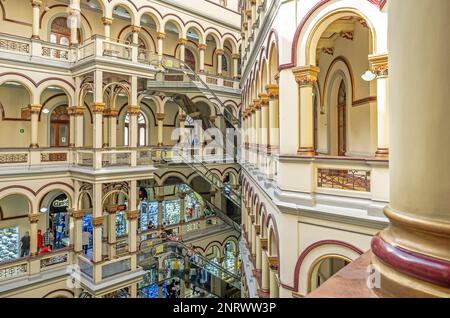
[0,227,19,262]
[116,211,128,237]
[163,200,181,226]
[47,194,70,250]
[138,200,158,231]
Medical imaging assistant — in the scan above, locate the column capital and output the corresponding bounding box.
[29,214,39,224]
[156,195,165,202]
[243,22,249,31]
[198,43,207,51]
[215,48,225,56]
[253,99,261,110]
[268,256,279,271]
[266,84,279,99]
[260,238,268,251]
[68,106,85,116]
[157,32,166,40]
[246,10,252,18]
[250,0,257,5]
[232,53,241,60]
[369,53,389,77]
[92,216,104,228]
[31,0,42,7]
[69,210,85,219]
[156,113,165,121]
[259,93,269,106]
[292,65,320,86]
[178,192,186,199]
[29,104,42,114]
[92,103,105,113]
[178,38,188,45]
[103,109,119,118]
[254,224,261,235]
[127,105,141,115]
[131,25,141,33]
[209,115,217,122]
[125,210,139,221]
[102,17,113,26]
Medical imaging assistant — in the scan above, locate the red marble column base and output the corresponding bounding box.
[372,234,450,297]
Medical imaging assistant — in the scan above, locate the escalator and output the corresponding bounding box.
[145,56,243,210]
[138,239,241,298]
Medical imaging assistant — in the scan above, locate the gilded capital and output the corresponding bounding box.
[232,53,241,60]
[156,113,165,121]
[268,256,279,271]
[292,65,320,87]
[246,10,252,18]
[198,43,207,51]
[92,102,105,113]
[215,49,225,56]
[125,210,139,221]
[102,17,113,26]
[259,93,269,106]
[127,105,141,115]
[92,216,104,228]
[131,25,141,33]
[266,84,279,99]
[156,195,165,202]
[29,104,42,114]
[369,54,389,77]
[178,38,188,46]
[157,32,166,40]
[29,214,40,224]
[31,0,42,7]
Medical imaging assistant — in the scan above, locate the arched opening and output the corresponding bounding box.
[308,255,351,293]
[309,15,375,157]
[50,16,80,46]
[0,194,31,262]
[39,190,71,251]
[0,81,32,148]
[185,48,196,72]
[49,105,70,148]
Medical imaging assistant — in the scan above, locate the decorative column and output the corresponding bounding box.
[128,106,140,148]
[293,65,320,156]
[254,99,261,169]
[156,113,165,147]
[261,239,269,293]
[266,84,279,152]
[29,214,39,256]
[198,44,206,72]
[131,25,141,45]
[369,54,390,158]
[68,0,80,45]
[179,112,186,145]
[371,0,450,298]
[31,0,42,39]
[255,228,262,271]
[178,38,187,62]
[74,107,85,148]
[260,93,269,172]
[127,180,138,254]
[68,107,76,147]
[105,110,118,148]
[268,257,279,298]
[102,17,113,39]
[92,70,104,149]
[29,104,41,148]
[179,192,186,223]
[71,210,84,253]
[156,194,164,229]
[251,219,257,257]
[92,183,103,265]
[232,54,240,80]
[106,207,117,258]
[216,49,224,76]
[157,32,165,59]
[102,111,110,148]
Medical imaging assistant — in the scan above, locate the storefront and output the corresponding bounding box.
[0,227,19,262]
[47,193,70,249]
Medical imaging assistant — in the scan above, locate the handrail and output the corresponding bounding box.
[150,56,240,130]
[139,239,240,289]
[159,148,241,208]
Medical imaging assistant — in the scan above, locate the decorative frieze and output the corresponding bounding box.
[0,153,28,164]
[0,263,28,281]
[369,54,389,77]
[92,102,105,114]
[40,253,68,269]
[41,152,67,162]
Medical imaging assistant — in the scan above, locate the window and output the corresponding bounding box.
[50,17,80,45]
[185,48,196,71]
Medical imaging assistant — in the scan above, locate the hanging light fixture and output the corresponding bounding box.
[361,70,376,82]
[42,108,50,114]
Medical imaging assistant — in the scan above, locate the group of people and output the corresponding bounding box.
[19,228,55,258]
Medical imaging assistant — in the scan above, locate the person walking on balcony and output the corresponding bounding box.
[20,231,30,257]
[55,220,65,248]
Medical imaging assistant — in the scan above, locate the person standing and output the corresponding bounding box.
[37,229,43,252]
[43,228,54,250]
[20,232,30,258]
[82,228,91,255]
[55,220,65,248]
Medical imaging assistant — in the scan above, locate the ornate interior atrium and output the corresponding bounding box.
[0,0,449,299]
